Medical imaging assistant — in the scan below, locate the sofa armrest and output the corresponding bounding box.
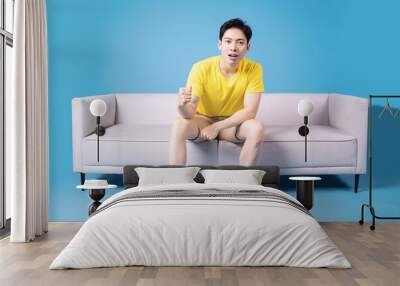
[328,93,368,173]
[72,94,116,172]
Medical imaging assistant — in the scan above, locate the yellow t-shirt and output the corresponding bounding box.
[186,56,264,117]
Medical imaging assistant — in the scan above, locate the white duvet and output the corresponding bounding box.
[50,183,351,269]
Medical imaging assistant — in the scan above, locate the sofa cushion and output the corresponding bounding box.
[218,125,357,168]
[85,124,171,142]
[82,124,218,165]
[265,125,355,142]
[82,124,356,168]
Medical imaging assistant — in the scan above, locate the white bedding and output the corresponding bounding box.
[50,183,351,269]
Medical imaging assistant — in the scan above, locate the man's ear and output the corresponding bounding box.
[217,40,222,51]
[247,42,251,52]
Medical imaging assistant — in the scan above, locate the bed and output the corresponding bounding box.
[50,165,350,269]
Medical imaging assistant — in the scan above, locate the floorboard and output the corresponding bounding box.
[0,222,399,286]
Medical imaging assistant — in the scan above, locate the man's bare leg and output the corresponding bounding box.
[218,119,264,166]
[168,115,211,165]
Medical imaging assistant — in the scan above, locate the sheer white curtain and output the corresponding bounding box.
[9,0,48,242]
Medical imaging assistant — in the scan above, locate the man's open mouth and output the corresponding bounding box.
[228,54,239,59]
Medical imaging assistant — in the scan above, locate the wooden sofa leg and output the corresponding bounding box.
[80,173,85,185]
[354,174,360,193]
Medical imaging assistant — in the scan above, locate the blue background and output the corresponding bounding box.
[46,0,400,221]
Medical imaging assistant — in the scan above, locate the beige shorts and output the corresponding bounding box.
[190,113,243,142]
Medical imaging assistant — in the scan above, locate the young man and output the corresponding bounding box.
[169,18,265,166]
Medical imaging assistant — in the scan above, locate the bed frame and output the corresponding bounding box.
[123,165,280,189]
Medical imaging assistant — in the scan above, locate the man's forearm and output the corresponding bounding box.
[214,108,256,131]
[178,103,196,119]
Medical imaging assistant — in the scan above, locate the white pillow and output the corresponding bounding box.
[135,167,201,186]
[200,169,266,185]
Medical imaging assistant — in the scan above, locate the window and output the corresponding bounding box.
[0,0,14,233]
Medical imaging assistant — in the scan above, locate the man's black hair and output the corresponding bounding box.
[219,18,252,43]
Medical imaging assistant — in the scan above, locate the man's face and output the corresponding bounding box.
[218,28,250,65]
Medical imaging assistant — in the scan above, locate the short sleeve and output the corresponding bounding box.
[245,64,264,93]
[186,63,205,98]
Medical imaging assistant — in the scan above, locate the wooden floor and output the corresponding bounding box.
[0,222,399,286]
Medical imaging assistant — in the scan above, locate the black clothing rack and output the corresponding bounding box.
[359,95,400,230]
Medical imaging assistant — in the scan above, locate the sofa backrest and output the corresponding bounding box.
[256,93,330,126]
[115,93,177,124]
[115,93,330,126]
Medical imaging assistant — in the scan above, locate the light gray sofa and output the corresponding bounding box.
[72,93,368,191]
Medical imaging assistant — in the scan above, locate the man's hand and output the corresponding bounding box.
[200,124,220,141]
[177,86,199,119]
[178,86,199,107]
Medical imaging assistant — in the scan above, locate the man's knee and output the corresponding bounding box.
[171,117,199,140]
[243,119,264,142]
[172,117,191,134]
